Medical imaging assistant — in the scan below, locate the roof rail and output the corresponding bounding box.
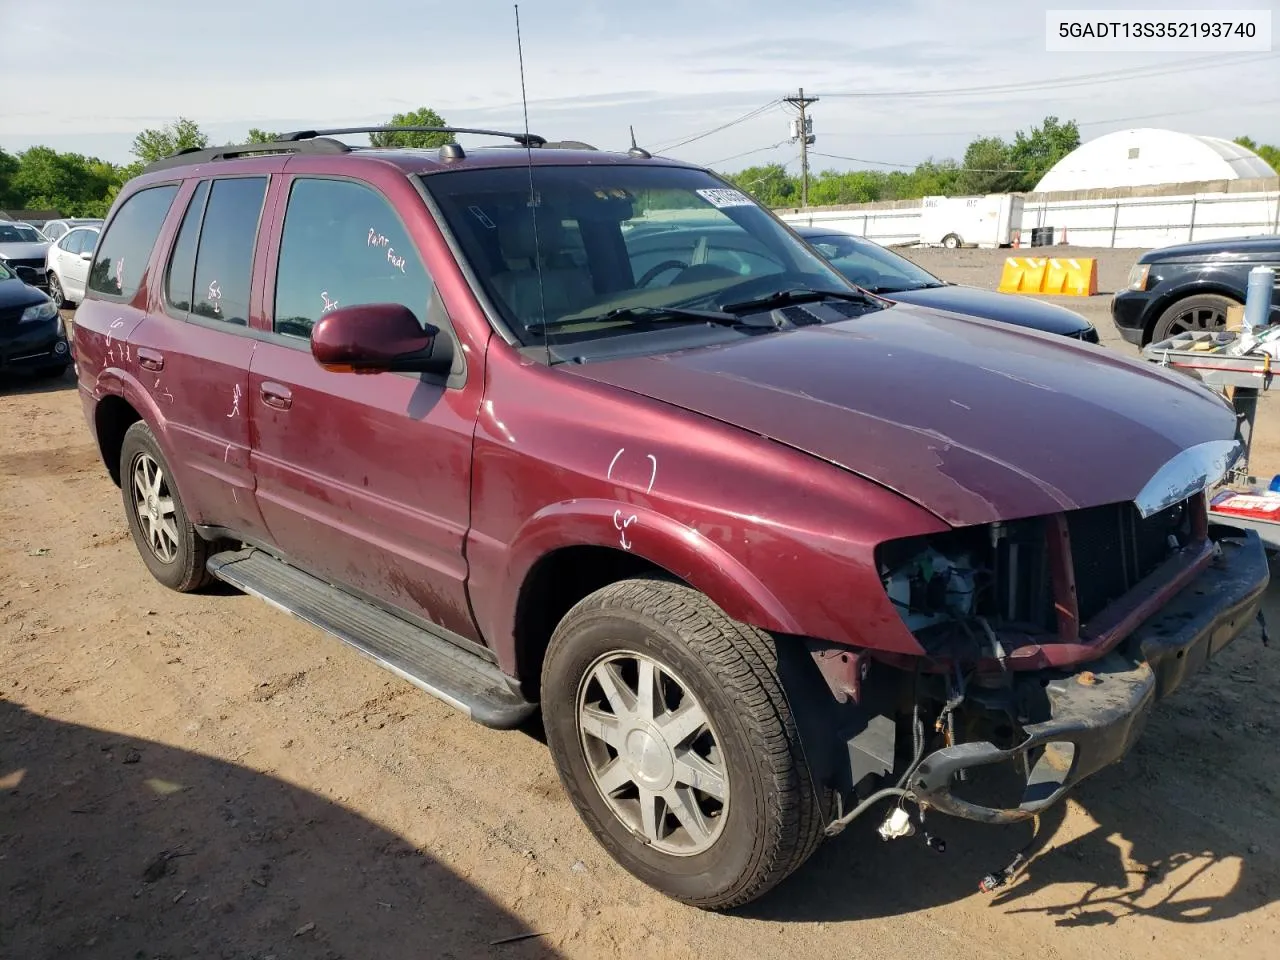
[140,125,550,175]
[142,137,350,173]
[279,125,547,147]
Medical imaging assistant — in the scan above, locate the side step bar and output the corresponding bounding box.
[207,548,537,730]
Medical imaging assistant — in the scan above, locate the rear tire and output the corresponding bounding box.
[941,233,962,249]
[120,421,212,592]
[541,578,824,910]
[47,272,64,309]
[1149,293,1236,344]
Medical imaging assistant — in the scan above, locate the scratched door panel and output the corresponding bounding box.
[132,313,265,537]
[248,340,478,641]
[247,174,480,642]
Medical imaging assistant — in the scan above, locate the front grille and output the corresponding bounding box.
[4,258,45,272]
[1067,498,1190,625]
[0,305,23,331]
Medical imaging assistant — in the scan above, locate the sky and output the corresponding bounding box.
[2,0,1278,174]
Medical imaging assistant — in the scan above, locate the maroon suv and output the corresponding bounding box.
[74,127,1269,909]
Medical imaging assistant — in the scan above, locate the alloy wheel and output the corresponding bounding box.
[576,651,729,856]
[1165,304,1226,336]
[131,453,179,563]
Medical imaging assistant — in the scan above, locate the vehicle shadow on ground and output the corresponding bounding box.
[740,754,1276,926]
[0,700,561,959]
[0,369,76,397]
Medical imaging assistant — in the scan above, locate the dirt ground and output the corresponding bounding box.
[3,249,1279,960]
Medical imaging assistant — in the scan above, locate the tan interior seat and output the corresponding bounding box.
[490,211,595,327]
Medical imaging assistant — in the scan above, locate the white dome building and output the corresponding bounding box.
[1033,128,1276,192]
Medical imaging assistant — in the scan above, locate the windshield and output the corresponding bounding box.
[0,224,42,243]
[423,164,854,345]
[805,234,942,294]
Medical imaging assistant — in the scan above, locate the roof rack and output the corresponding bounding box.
[142,125,548,174]
[142,137,350,173]
[279,125,546,146]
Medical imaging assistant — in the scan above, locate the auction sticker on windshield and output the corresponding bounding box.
[696,188,755,208]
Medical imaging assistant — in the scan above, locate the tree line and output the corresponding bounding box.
[0,108,451,219]
[1,108,1277,218]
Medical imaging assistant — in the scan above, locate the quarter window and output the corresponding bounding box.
[165,181,210,315]
[88,184,180,298]
[273,178,432,339]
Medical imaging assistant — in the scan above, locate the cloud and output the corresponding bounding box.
[0,0,1275,171]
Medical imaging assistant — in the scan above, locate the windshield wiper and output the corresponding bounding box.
[527,305,774,335]
[721,287,882,315]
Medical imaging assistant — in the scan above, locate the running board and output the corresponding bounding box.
[206,548,537,729]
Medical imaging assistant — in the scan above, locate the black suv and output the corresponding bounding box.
[1112,235,1280,345]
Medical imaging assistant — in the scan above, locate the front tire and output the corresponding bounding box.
[541,579,824,909]
[1149,292,1237,343]
[120,421,212,592]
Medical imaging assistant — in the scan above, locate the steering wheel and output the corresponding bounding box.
[638,260,689,287]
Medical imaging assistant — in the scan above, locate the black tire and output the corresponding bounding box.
[541,578,824,910]
[941,233,961,249]
[46,272,64,309]
[1149,292,1237,344]
[120,421,212,592]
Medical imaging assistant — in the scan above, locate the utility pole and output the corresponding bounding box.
[784,87,818,207]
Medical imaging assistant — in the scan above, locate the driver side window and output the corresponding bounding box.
[273,178,434,340]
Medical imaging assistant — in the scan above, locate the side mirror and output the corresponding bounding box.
[310,303,448,375]
[14,265,40,285]
[79,251,94,261]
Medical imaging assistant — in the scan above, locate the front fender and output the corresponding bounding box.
[494,498,803,658]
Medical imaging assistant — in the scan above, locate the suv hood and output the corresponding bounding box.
[1141,234,1280,264]
[568,304,1237,526]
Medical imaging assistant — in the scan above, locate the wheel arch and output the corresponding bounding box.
[497,499,803,700]
[90,374,170,487]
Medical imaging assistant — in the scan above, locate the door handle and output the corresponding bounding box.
[137,347,164,371]
[260,381,293,410]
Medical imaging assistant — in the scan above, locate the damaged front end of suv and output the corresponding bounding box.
[790,438,1269,877]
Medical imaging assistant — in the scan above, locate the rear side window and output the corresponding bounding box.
[189,177,267,326]
[88,184,179,299]
[272,178,432,339]
[165,180,210,315]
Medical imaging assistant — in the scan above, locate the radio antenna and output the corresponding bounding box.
[514,4,551,366]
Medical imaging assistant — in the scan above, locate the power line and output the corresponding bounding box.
[810,151,1029,172]
[649,100,782,153]
[705,139,791,167]
[816,52,1277,99]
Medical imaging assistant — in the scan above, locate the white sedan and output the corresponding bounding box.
[44,224,100,308]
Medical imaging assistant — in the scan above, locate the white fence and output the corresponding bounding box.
[777,182,1280,249]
